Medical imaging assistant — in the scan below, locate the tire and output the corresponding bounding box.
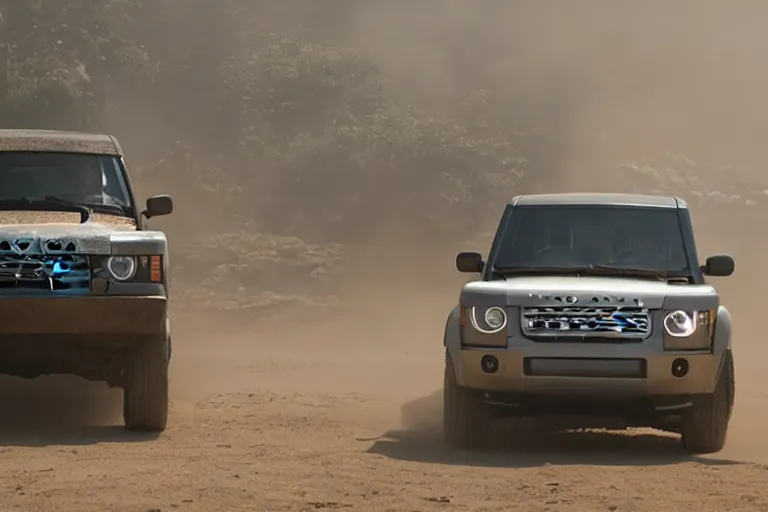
[443,352,492,449]
[680,349,735,454]
[123,337,170,432]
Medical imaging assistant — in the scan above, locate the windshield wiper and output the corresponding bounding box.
[0,197,91,223]
[73,201,125,216]
[42,197,131,219]
[493,264,667,280]
[578,265,667,280]
[493,265,587,276]
[40,197,95,223]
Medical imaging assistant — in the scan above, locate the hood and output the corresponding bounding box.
[0,210,136,230]
[0,210,137,255]
[462,275,718,310]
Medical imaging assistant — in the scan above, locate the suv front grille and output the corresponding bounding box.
[521,306,651,339]
[0,254,90,290]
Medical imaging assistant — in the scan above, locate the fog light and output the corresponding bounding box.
[90,276,108,294]
[480,355,499,374]
[671,358,689,378]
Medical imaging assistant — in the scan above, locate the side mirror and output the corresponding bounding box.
[456,252,484,273]
[142,195,174,219]
[700,254,734,277]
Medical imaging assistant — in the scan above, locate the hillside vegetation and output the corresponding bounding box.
[0,1,532,310]
[1,1,524,240]
[1,1,762,312]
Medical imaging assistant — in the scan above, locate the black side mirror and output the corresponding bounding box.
[700,254,735,277]
[456,252,484,273]
[142,195,174,219]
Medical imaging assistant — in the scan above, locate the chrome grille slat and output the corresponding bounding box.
[521,306,651,339]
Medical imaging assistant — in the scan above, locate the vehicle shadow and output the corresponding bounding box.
[0,375,159,447]
[364,390,743,468]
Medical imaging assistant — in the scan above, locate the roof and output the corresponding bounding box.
[510,192,686,209]
[0,129,123,156]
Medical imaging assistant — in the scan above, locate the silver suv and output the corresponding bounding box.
[443,193,735,454]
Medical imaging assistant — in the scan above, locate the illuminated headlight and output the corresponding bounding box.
[663,310,714,350]
[663,310,699,337]
[107,256,137,281]
[469,306,507,334]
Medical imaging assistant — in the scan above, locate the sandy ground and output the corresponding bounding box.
[0,293,766,512]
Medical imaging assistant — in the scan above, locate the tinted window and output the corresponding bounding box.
[493,205,690,272]
[0,152,131,207]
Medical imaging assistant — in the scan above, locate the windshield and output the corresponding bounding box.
[493,205,691,273]
[0,151,132,211]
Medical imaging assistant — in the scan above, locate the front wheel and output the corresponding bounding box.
[123,337,170,432]
[443,352,492,449]
[680,349,735,454]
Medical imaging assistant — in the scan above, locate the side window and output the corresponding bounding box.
[100,157,131,207]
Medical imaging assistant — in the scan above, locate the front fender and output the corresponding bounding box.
[443,305,461,348]
[708,305,733,391]
[444,305,462,378]
[713,305,732,353]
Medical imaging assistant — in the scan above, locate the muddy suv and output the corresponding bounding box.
[0,129,173,431]
[444,193,735,454]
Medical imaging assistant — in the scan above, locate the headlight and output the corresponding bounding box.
[107,256,137,281]
[469,306,507,334]
[663,310,698,337]
[663,309,714,350]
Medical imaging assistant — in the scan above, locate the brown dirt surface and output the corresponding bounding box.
[0,289,768,512]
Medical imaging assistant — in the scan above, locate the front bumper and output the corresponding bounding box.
[455,342,722,396]
[0,296,168,335]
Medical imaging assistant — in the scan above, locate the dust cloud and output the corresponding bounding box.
[6,1,768,458]
[235,1,768,455]
[2,5,768,511]
[223,0,768,346]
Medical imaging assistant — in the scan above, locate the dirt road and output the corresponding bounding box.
[1,296,767,512]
